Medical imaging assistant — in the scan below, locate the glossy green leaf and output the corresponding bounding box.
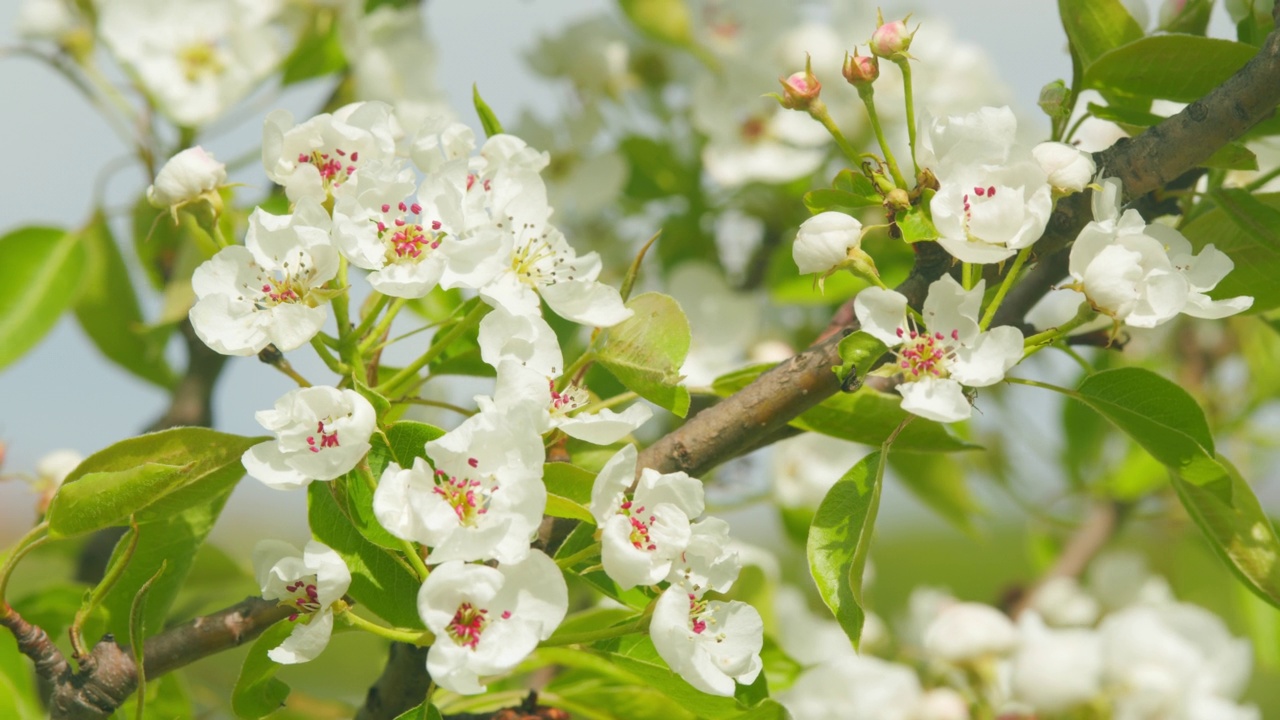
[1059,0,1144,68]
[597,292,692,417]
[545,462,596,522]
[73,212,176,388]
[1172,455,1280,608]
[391,702,444,720]
[713,365,974,453]
[308,483,424,628]
[472,84,505,136]
[231,620,294,719]
[895,202,939,243]
[342,421,446,551]
[46,462,192,538]
[1075,368,1219,485]
[554,522,649,610]
[1084,36,1257,102]
[281,10,347,85]
[1201,142,1258,171]
[0,632,42,719]
[803,170,881,214]
[1160,0,1212,35]
[834,331,888,389]
[0,226,86,370]
[1181,190,1280,312]
[808,452,882,649]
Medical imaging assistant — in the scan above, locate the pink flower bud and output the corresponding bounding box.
[842,49,879,87]
[776,55,821,110]
[870,17,914,59]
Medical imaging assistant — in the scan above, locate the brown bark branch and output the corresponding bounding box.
[355,642,432,720]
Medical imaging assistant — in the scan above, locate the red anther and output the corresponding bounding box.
[336,148,346,156]
[350,152,359,162]
[896,327,904,337]
[411,203,422,214]
[467,458,479,468]
[381,204,391,212]
[394,218,406,227]
[398,202,408,212]
[987,185,996,196]
[298,153,308,163]
[951,329,960,340]
[974,187,986,197]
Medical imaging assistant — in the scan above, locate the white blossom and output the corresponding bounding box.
[589,444,705,589]
[855,275,1024,423]
[666,517,740,596]
[779,653,923,720]
[262,102,399,204]
[793,212,864,276]
[1033,141,1096,194]
[1010,612,1103,712]
[373,411,545,564]
[924,106,1053,264]
[417,552,567,695]
[147,146,227,219]
[923,601,1018,663]
[242,387,376,491]
[189,200,337,356]
[254,539,351,664]
[650,586,764,697]
[474,360,651,445]
[477,305,564,377]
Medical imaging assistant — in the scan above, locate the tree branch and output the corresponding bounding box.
[355,642,431,720]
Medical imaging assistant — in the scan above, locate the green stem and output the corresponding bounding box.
[962,262,977,291]
[554,543,602,570]
[352,294,393,347]
[72,520,141,659]
[578,391,639,416]
[807,99,876,168]
[357,297,406,354]
[331,257,353,345]
[339,610,433,645]
[0,521,49,617]
[556,350,597,392]
[399,397,475,417]
[895,59,920,175]
[1054,343,1094,374]
[542,616,649,647]
[378,300,488,397]
[1022,304,1097,351]
[979,246,1033,330]
[355,463,430,581]
[1004,376,1081,399]
[856,87,908,188]
[310,336,349,375]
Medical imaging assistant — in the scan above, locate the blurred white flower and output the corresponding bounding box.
[1030,576,1100,627]
[924,602,1018,663]
[780,653,923,720]
[1010,612,1103,712]
[772,432,862,510]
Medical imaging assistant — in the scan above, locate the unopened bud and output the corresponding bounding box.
[884,188,911,212]
[915,168,940,193]
[1038,80,1071,119]
[776,55,822,111]
[147,146,228,223]
[842,49,879,87]
[870,12,915,60]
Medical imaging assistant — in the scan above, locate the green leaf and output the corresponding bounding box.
[1059,0,1145,68]
[73,212,176,388]
[834,331,888,389]
[1171,455,1280,608]
[46,463,192,538]
[1084,36,1257,103]
[1201,142,1258,171]
[712,365,974,453]
[1181,190,1280,312]
[889,452,981,533]
[807,452,882,649]
[1075,368,1220,484]
[1159,0,1212,35]
[340,422,445,552]
[803,170,881,214]
[353,377,392,422]
[281,10,347,85]
[895,202,939,243]
[391,703,444,720]
[0,631,43,719]
[0,226,86,370]
[472,84,505,136]
[544,462,596,522]
[597,292,691,417]
[308,483,424,628]
[231,620,294,719]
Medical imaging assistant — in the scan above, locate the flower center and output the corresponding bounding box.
[894,325,960,381]
[620,500,658,551]
[374,201,445,264]
[687,593,712,636]
[432,458,494,526]
[281,577,322,621]
[508,222,577,289]
[298,147,360,194]
[305,419,341,453]
[548,381,589,417]
[961,184,998,240]
[244,256,321,310]
[177,41,225,82]
[447,602,489,649]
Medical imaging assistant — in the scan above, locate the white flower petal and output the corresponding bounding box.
[898,376,971,423]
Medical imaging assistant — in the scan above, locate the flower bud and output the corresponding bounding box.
[794,212,863,275]
[870,13,914,60]
[776,55,822,111]
[1038,80,1071,119]
[147,146,228,221]
[884,188,911,212]
[1033,141,1096,194]
[842,49,879,87]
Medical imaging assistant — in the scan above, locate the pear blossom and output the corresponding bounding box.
[99,0,284,128]
[917,689,971,720]
[854,275,1025,423]
[793,212,864,275]
[474,360,652,445]
[17,0,81,42]
[924,106,1053,264]
[242,387,376,491]
[1010,612,1103,712]
[923,601,1018,663]
[1068,178,1253,327]
[779,652,923,720]
[254,539,351,665]
[589,444,705,589]
[773,430,862,510]
[417,552,568,695]
[341,4,453,133]
[477,305,564,377]
[1033,141,1096,194]
[666,517,740,595]
[262,102,398,204]
[147,146,227,220]
[650,586,764,697]
[1029,576,1100,627]
[373,411,545,564]
[189,200,338,356]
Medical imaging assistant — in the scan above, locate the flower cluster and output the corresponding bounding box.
[775,552,1260,720]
